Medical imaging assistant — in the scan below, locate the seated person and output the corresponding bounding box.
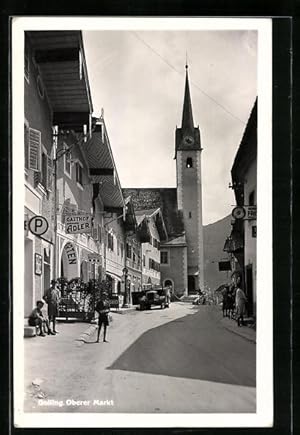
[28,300,55,336]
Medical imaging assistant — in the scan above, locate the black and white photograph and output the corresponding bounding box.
[13,17,273,428]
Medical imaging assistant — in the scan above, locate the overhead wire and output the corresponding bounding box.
[131,31,247,126]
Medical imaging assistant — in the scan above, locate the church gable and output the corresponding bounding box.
[122,188,185,240]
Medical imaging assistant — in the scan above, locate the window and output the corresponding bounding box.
[126,243,132,258]
[41,151,47,187]
[111,234,114,251]
[186,157,193,168]
[143,255,145,267]
[120,242,124,258]
[133,252,136,263]
[249,190,255,206]
[148,259,159,271]
[161,251,168,264]
[117,240,120,256]
[76,162,83,186]
[64,145,71,177]
[188,211,192,219]
[92,225,99,240]
[108,233,114,251]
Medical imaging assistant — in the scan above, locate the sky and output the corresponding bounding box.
[83,30,257,225]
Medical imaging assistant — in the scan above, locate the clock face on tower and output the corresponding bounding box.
[183,135,194,146]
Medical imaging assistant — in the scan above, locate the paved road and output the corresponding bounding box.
[24,303,256,413]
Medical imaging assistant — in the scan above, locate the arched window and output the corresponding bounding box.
[186,157,193,168]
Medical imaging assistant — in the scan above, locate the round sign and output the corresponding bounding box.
[232,206,246,220]
[28,215,49,236]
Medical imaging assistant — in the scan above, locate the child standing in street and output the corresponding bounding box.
[95,292,110,343]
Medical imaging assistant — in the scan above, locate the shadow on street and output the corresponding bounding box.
[108,307,256,387]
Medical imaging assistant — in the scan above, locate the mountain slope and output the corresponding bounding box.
[203,214,232,291]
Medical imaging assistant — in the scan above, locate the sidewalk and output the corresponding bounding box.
[219,314,256,343]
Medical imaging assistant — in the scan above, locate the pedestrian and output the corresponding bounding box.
[222,286,229,317]
[95,292,110,343]
[44,279,60,334]
[164,286,171,307]
[235,277,247,327]
[28,300,55,336]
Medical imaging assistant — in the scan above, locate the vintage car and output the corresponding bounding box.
[139,290,168,310]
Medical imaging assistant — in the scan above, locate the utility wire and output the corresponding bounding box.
[131,31,247,126]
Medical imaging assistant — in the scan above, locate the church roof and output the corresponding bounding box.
[122,188,185,239]
[161,234,187,247]
[182,65,194,130]
[135,208,159,217]
[175,65,201,157]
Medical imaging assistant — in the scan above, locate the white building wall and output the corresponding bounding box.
[104,214,125,293]
[142,216,161,286]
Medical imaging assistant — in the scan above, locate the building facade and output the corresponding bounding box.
[135,208,168,289]
[225,99,257,317]
[24,31,93,316]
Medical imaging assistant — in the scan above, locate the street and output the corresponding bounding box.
[24,303,256,413]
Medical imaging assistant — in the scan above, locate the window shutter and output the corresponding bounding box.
[29,128,41,171]
[46,155,53,191]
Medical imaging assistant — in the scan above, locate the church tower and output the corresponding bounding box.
[175,64,204,293]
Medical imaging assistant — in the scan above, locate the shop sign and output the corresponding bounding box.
[65,214,92,234]
[64,242,77,265]
[232,206,246,220]
[34,253,42,275]
[232,205,257,220]
[29,215,49,236]
[246,206,257,220]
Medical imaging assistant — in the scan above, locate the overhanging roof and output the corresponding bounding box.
[27,31,93,129]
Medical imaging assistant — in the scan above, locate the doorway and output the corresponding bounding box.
[24,239,33,316]
[188,275,196,294]
[43,248,51,297]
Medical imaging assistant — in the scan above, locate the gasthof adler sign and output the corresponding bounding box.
[65,214,92,234]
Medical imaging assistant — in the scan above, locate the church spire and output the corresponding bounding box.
[181,64,194,130]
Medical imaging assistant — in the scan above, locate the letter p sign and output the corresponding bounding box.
[28,215,49,236]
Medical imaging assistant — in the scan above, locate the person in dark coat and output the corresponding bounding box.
[44,279,60,334]
[95,292,110,343]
